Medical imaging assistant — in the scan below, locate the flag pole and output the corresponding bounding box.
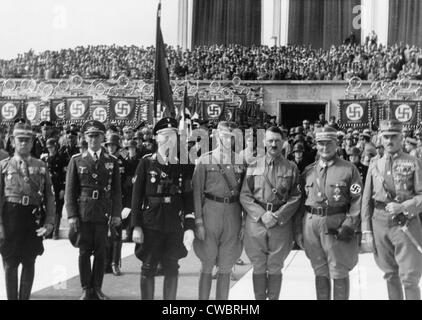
[153,0,161,125]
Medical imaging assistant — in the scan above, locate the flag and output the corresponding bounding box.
[178,86,191,132]
[154,1,175,119]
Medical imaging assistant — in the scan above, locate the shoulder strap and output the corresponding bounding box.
[216,164,237,197]
[262,167,284,200]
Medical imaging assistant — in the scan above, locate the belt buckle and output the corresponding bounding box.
[223,197,230,204]
[266,203,274,212]
[22,196,29,206]
[163,197,171,203]
[92,190,99,200]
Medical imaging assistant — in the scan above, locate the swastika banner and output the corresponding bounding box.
[388,100,420,127]
[49,98,65,123]
[0,99,23,124]
[108,96,139,124]
[24,100,41,124]
[64,96,92,123]
[90,104,109,123]
[201,101,225,122]
[339,99,371,128]
[223,104,237,122]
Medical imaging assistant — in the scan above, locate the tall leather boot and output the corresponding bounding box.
[333,277,350,300]
[104,238,113,273]
[386,276,403,300]
[315,276,331,300]
[198,273,213,300]
[111,240,122,276]
[53,214,61,239]
[141,276,155,300]
[163,275,178,300]
[91,256,109,300]
[78,254,92,300]
[19,263,35,300]
[216,273,231,300]
[267,274,282,300]
[4,264,18,300]
[252,273,267,300]
[404,285,421,300]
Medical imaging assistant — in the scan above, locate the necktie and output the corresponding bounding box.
[94,152,99,162]
[317,162,328,204]
[20,160,29,182]
[383,154,396,200]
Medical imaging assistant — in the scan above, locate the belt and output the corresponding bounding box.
[80,189,110,200]
[5,196,37,207]
[254,200,284,213]
[148,195,179,204]
[205,193,239,204]
[305,205,348,216]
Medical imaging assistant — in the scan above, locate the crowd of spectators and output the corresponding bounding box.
[1,38,422,81]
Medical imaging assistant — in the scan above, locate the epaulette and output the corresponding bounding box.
[303,161,317,175]
[71,153,82,159]
[142,153,153,159]
[108,154,117,160]
[0,157,11,172]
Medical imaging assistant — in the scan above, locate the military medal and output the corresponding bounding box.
[333,184,341,202]
[92,173,98,179]
[161,172,167,178]
[7,174,12,180]
[150,171,158,183]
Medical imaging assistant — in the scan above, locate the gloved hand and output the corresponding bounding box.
[196,224,206,241]
[111,217,122,228]
[132,227,144,244]
[261,211,277,229]
[336,225,355,242]
[183,230,195,251]
[68,217,79,233]
[36,223,54,237]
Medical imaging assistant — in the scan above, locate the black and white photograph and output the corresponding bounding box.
[0,0,422,305]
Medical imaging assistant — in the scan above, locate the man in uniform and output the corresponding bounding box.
[131,117,195,300]
[32,121,54,159]
[192,121,246,300]
[65,120,122,300]
[361,120,422,300]
[104,133,127,276]
[298,126,362,300]
[240,126,302,300]
[0,120,55,300]
[41,138,67,239]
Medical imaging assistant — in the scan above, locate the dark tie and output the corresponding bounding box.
[20,160,29,182]
[318,163,328,203]
[383,154,396,200]
[94,152,99,162]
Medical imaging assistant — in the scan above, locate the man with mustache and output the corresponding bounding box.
[297,125,362,300]
[361,120,422,300]
[240,126,302,300]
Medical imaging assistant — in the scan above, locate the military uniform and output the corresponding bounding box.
[300,126,362,300]
[41,139,67,239]
[362,120,422,300]
[65,120,122,300]
[240,152,302,300]
[0,121,55,300]
[192,122,246,300]
[131,117,195,300]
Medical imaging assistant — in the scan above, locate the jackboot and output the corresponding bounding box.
[333,277,350,300]
[112,241,122,276]
[198,272,212,300]
[386,276,403,300]
[404,285,421,300]
[163,275,178,300]
[216,273,231,300]
[315,276,331,300]
[4,264,18,300]
[252,273,267,300]
[267,274,282,300]
[140,275,155,300]
[19,263,35,300]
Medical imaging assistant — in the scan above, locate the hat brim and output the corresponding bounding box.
[84,130,105,135]
[155,128,177,135]
[379,131,401,137]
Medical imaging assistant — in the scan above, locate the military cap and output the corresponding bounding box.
[405,137,418,146]
[294,126,304,135]
[68,227,81,248]
[364,145,377,157]
[289,128,295,136]
[82,120,106,135]
[352,130,359,136]
[362,129,371,138]
[302,119,310,124]
[217,121,238,135]
[46,138,58,147]
[153,117,178,135]
[347,128,353,134]
[12,120,34,138]
[105,133,121,148]
[293,143,305,152]
[315,125,338,142]
[123,125,134,133]
[379,119,402,136]
[337,131,346,137]
[349,147,361,157]
[40,121,53,128]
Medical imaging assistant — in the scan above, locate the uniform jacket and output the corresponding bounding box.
[361,151,422,232]
[41,152,67,193]
[65,149,122,223]
[0,156,55,225]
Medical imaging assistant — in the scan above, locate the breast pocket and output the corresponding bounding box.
[4,170,20,191]
[329,182,348,202]
[305,181,313,197]
[277,174,292,193]
[142,197,162,227]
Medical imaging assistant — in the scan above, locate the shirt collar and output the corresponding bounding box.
[14,154,31,163]
[88,148,101,159]
[266,153,282,165]
[319,157,336,168]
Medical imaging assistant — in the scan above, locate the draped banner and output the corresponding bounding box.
[49,98,65,123]
[223,104,237,122]
[388,100,420,127]
[64,96,92,123]
[24,100,41,124]
[388,0,422,47]
[338,99,372,128]
[201,100,225,122]
[108,96,139,124]
[90,104,109,123]
[138,100,154,124]
[0,99,23,124]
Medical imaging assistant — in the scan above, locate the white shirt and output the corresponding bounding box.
[88,148,102,160]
